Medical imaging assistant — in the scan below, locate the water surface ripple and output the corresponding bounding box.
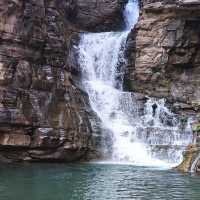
[0,163,200,200]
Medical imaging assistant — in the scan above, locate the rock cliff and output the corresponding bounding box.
[126,0,200,115]
[125,0,200,172]
[1,0,200,168]
[68,0,126,32]
[0,0,125,162]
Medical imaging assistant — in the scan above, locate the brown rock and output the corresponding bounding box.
[0,133,31,147]
[126,0,200,114]
[0,0,103,162]
[175,144,198,173]
[70,0,126,32]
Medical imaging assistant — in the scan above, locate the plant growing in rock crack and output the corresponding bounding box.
[193,123,200,133]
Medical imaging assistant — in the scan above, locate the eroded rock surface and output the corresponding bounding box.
[126,0,200,114]
[175,144,198,173]
[0,0,125,162]
[69,0,126,32]
[1,0,200,166]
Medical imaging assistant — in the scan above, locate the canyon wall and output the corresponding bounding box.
[1,0,200,167]
[125,0,200,172]
[0,0,125,162]
[126,0,200,115]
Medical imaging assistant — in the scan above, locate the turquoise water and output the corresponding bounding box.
[0,163,200,200]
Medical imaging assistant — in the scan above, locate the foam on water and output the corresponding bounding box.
[78,0,193,167]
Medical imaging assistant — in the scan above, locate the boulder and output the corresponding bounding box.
[175,144,198,173]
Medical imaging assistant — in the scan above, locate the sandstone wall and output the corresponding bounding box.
[2,0,200,164]
[69,0,126,32]
[0,0,124,162]
[126,0,200,115]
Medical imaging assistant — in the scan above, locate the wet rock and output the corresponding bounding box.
[0,0,103,162]
[175,144,198,173]
[0,134,31,147]
[196,160,200,173]
[126,0,200,115]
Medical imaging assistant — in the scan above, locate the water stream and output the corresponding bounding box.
[191,152,200,173]
[78,0,193,167]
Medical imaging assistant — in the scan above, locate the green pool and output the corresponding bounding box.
[0,163,200,200]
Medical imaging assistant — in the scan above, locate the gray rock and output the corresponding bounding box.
[126,0,200,115]
[0,0,105,162]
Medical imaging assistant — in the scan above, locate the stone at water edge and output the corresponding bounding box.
[196,160,200,174]
[175,144,198,173]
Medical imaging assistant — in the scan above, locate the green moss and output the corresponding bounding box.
[193,123,200,132]
[160,79,171,89]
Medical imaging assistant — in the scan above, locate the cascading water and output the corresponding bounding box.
[78,0,193,167]
[191,153,200,173]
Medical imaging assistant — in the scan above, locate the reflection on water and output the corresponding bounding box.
[0,163,200,200]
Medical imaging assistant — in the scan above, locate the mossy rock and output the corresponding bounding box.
[160,79,171,88]
[192,123,200,132]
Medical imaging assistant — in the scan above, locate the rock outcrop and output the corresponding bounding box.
[125,0,200,173]
[69,0,126,32]
[1,0,200,167]
[126,0,200,115]
[175,144,198,173]
[0,0,125,162]
[0,0,88,162]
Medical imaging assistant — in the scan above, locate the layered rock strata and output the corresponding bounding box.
[126,0,200,115]
[0,0,124,162]
[68,0,126,32]
[125,0,200,172]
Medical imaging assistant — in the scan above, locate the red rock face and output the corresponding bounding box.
[0,0,125,162]
[125,0,200,114]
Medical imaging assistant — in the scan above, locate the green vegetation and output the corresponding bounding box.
[193,123,200,132]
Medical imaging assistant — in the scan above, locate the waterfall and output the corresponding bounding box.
[191,153,200,173]
[78,0,193,167]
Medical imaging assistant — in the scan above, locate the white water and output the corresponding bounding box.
[191,152,200,172]
[78,0,193,167]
